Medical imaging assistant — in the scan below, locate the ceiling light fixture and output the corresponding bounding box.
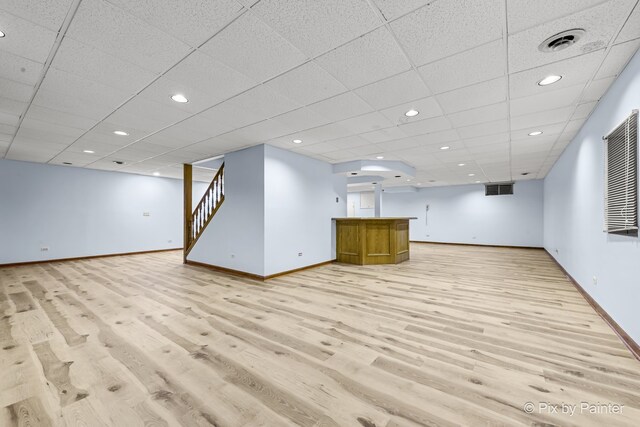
[406,179,411,182]
[376,155,384,159]
[292,139,302,144]
[83,150,95,154]
[113,130,128,136]
[440,146,450,150]
[538,75,562,86]
[0,30,5,38]
[416,183,422,185]
[171,94,188,103]
[475,180,481,183]
[528,131,543,136]
[113,160,124,165]
[405,109,419,117]
[458,163,465,166]
[468,173,475,177]
[153,172,160,176]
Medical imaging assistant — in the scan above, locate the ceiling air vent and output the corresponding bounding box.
[485,183,514,196]
[538,29,585,53]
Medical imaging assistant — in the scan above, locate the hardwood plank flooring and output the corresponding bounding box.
[1,243,639,426]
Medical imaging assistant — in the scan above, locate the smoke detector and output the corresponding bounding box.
[538,29,585,53]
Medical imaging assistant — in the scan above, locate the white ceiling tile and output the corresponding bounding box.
[397,115,452,137]
[0,111,19,127]
[66,0,192,73]
[447,102,508,128]
[572,101,598,120]
[25,105,99,131]
[436,78,507,114]
[354,70,430,110]
[196,101,264,135]
[371,0,431,21]
[337,112,394,134]
[52,38,158,94]
[580,76,616,102]
[272,108,332,134]
[308,92,374,122]
[391,0,504,66]
[379,96,442,125]
[509,49,605,99]
[462,132,510,148]
[0,123,17,136]
[0,97,28,116]
[511,106,574,130]
[457,119,509,139]
[265,61,347,105]
[616,2,640,43]
[0,51,43,86]
[140,52,257,113]
[293,123,353,144]
[106,96,191,133]
[509,84,583,116]
[224,84,301,120]
[19,117,86,141]
[359,126,409,143]
[316,27,411,89]
[374,135,424,151]
[325,135,371,150]
[419,40,505,94]
[106,0,243,47]
[0,0,75,31]
[506,0,606,34]
[199,12,307,82]
[0,12,57,63]
[0,77,34,103]
[508,0,636,73]
[224,119,294,144]
[250,0,380,57]
[5,145,61,162]
[466,141,509,155]
[595,38,640,79]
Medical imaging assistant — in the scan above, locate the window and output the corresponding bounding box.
[485,183,513,196]
[604,110,638,236]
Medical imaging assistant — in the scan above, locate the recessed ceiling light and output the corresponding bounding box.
[475,180,481,183]
[406,179,411,182]
[376,155,384,159]
[405,109,419,117]
[0,30,5,38]
[83,150,95,154]
[440,146,450,150]
[292,139,302,144]
[113,160,124,165]
[458,163,465,166]
[537,75,562,86]
[528,131,543,136]
[171,94,188,103]
[153,172,160,176]
[113,130,128,136]
[468,173,475,177]
[416,183,421,185]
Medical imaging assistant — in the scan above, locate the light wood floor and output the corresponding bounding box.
[1,244,639,426]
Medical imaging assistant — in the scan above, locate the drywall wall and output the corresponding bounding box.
[0,159,208,264]
[264,145,346,276]
[187,145,266,276]
[381,180,544,247]
[544,49,640,345]
[347,192,375,217]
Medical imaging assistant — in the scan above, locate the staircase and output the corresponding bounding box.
[185,163,225,256]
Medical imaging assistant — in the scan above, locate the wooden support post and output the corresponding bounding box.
[183,163,192,264]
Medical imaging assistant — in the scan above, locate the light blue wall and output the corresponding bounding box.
[382,180,544,247]
[187,145,266,276]
[544,49,640,345]
[0,159,207,264]
[347,192,375,218]
[264,145,346,276]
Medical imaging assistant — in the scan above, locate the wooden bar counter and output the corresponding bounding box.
[333,217,416,265]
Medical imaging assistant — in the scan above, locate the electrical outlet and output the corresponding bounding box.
[298,252,303,257]
[592,276,598,286]
[40,247,49,252]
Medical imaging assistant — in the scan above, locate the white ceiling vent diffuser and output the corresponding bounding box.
[538,29,585,53]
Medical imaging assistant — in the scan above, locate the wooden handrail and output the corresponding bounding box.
[185,163,225,255]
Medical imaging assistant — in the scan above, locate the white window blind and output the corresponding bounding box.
[604,109,638,236]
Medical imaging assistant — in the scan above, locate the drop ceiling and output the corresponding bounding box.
[0,0,639,186]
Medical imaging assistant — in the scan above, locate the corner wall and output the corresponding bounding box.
[264,145,346,276]
[0,159,207,264]
[382,180,544,247]
[544,49,640,345]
